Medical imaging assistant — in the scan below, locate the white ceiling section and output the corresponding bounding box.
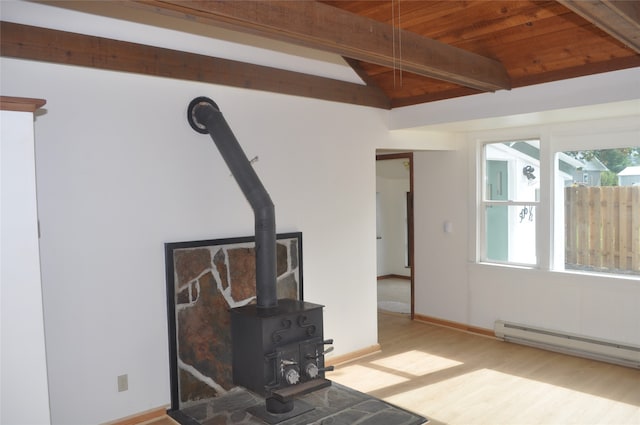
[389,68,640,132]
[0,0,365,85]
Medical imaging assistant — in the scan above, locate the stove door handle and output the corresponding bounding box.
[321,346,334,356]
[305,345,333,359]
[318,366,335,373]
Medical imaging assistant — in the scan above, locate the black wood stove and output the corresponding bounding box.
[231,299,333,413]
[187,97,334,419]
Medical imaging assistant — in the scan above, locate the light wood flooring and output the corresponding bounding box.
[330,312,640,425]
[141,312,639,425]
[377,277,411,314]
[137,417,177,425]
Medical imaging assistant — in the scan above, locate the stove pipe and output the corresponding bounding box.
[188,97,277,311]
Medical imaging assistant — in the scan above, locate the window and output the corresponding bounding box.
[477,126,639,278]
[556,147,640,275]
[482,140,540,265]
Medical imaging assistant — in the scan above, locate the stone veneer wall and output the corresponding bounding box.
[170,236,300,406]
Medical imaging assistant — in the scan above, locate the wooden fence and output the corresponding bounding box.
[565,186,640,274]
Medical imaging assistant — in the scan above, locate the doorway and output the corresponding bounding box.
[375,152,414,319]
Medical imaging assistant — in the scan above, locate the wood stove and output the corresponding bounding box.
[231,299,333,413]
[187,97,333,417]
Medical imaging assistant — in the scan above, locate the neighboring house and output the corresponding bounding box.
[483,144,625,266]
[572,157,609,186]
[558,153,585,186]
[618,165,640,186]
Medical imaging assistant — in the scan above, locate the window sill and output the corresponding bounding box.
[472,261,640,282]
[552,268,640,281]
[476,261,537,271]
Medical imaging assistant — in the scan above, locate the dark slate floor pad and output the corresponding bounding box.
[171,382,427,425]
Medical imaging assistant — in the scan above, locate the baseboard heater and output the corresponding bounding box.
[494,320,640,369]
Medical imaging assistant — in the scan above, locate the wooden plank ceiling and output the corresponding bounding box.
[325,0,640,106]
[1,1,639,109]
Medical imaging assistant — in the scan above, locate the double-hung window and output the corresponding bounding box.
[478,122,639,277]
[482,139,540,266]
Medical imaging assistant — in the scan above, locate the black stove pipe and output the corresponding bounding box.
[188,97,277,311]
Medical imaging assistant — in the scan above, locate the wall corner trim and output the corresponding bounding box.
[101,406,169,425]
[0,96,46,112]
[325,344,382,367]
[414,314,495,338]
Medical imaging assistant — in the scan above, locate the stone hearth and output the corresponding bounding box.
[170,382,428,425]
[167,234,302,407]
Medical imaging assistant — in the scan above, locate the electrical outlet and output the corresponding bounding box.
[117,374,128,392]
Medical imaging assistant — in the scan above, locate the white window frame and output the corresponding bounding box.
[471,116,639,279]
[480,139,542,267]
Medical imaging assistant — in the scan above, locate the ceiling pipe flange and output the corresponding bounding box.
[187,96,219,134]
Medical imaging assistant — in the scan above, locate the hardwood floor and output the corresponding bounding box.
[330,312,640,425]
[377,277,411,314]
[138,418,177,425]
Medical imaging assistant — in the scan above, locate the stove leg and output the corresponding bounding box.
[266,396,294,414]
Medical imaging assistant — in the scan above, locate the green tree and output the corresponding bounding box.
[600,170,618,186]
[597,149,632,173]
[567,147,639,174]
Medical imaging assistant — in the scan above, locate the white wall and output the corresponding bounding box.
[412,114,640,347]
[1,109,52,425]
[414,147,470,323]
[1,56,386,424]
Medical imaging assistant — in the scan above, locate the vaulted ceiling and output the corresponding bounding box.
[1,1,639,109]
[326,0,640,107]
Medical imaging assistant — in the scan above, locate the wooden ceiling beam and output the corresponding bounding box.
[0,21,390,109]
[124,0,511,92]
[558,0,640,53]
